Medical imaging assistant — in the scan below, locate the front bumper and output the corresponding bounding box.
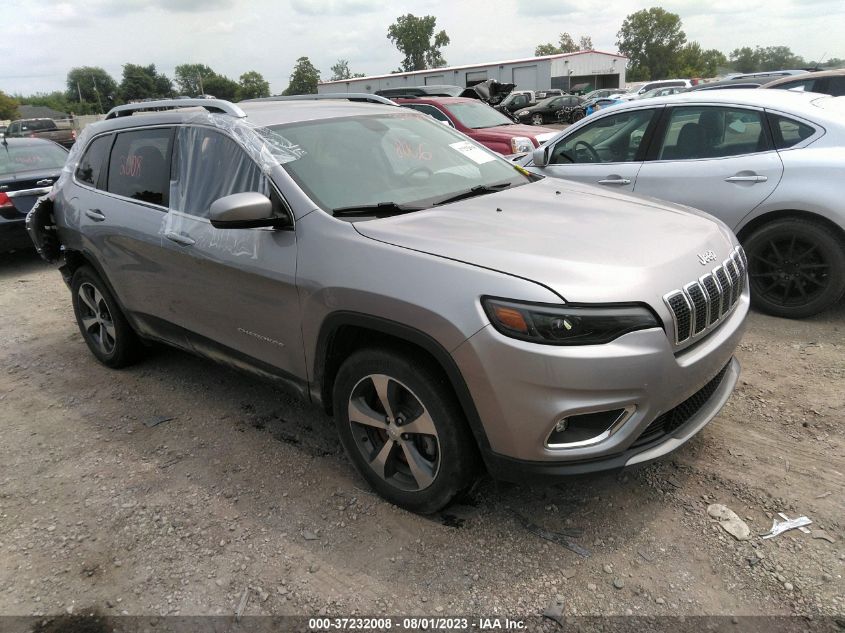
[452,289,748,476]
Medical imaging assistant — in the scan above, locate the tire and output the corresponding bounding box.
[531,113,545,126]
[71,266,143,368]
[743,218,845,319]
[332,348,478,513]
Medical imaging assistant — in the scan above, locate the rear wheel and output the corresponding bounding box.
[71,266,142,367]
[333,348,478,513]
[744,218,845,318]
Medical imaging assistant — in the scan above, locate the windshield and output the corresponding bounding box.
[442,102,515,129]
[270,113,529,215]
[1,142,68,176]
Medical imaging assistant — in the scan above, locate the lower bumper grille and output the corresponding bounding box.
[632,362,731,448]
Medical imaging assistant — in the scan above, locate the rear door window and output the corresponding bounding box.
[106,128,173,206]
[75,135,112,187]
[658,107,770,160]
[766,113,817,149]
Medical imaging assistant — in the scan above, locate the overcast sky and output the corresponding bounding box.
[3,0,843,95]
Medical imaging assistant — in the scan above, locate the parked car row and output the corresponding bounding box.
[4,118,76,148]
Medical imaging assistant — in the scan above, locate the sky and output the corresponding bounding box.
[2,0,843,96]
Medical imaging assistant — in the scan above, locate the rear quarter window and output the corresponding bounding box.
[75,135,112,187]
[767,113,816,149]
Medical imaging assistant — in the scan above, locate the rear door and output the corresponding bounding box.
[530,106,660,193]
[634,105,783,230]
[73,127,174,322]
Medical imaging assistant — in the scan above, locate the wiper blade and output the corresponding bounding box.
[332,202,424,217]
[432,182,513,206]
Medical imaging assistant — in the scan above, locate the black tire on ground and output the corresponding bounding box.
[332,347,479,514]
[743,218,845,319]
[531,114,545,126]
[71,266,143,368]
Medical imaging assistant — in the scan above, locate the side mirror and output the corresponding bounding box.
[209,192,288,229]
[531,146,549,167]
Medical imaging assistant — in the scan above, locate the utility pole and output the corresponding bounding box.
[91,74,104,114]
[76,81,83,103]
[198,74,204,96]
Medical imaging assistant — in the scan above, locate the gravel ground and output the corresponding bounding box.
[0,250,842,623]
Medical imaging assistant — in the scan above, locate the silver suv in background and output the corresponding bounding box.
[29,97,748,512]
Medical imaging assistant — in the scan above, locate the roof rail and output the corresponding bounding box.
[242,93,397,107]
[105,98,246,120]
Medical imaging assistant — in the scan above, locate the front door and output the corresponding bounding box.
[634,105,783,230]
[530,106,660,193]
[157,125,305,381]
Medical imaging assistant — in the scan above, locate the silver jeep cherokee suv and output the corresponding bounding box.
[28,96,749,513]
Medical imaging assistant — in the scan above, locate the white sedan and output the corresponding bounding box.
[521,89,845,319]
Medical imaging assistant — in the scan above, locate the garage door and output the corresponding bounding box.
[425,75,445,85]
[512,66,538,90]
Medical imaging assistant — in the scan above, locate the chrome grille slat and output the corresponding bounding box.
[663,246,747,347]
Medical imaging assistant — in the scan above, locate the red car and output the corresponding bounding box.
[394,96,558,155]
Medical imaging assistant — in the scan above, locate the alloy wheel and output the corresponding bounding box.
[347,374,440,492]
[748,235,831,307]
[77,282,117,356]
[531,114,544,126]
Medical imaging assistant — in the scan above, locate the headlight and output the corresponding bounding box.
[510,136,534,154]
[517,110,530,117]
[482,298,660,345]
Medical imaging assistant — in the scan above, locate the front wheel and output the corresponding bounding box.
[744,218,845,318]
[332,348,478,513]
[530,113,545,126]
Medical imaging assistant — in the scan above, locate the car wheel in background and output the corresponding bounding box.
[531,114,545,126]
[744,218,845,319]
[333,348,478,513]
[71,266,143,367]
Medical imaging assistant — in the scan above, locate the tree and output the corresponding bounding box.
[66,66,118,112]
[174,64,216,96]
[283,57,320,95]
[330,59,352,81]
[534,32,592,56]
[616,7,687,81]
[119,63,172,101]
[202,74,240,100]
[238,71,270,100]
[0,90,19,120]
[729,46,805,73]
[672,42,728,77]
[387,14,450,71]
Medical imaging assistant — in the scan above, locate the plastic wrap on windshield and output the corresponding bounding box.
[186,111,306,172]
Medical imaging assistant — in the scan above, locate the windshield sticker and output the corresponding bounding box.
[449,141,495,165]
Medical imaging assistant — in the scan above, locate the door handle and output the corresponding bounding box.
[725,175,768,183]
[597,178,631,186]
[85,209,106,222]
[165,231,195,246]
[36,179,54,187]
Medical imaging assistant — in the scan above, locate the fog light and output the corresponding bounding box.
[547,408,631,448]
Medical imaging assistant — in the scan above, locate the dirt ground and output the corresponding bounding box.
[0,250,842,624]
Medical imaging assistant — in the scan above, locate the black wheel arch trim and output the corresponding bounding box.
[312,311,492,453]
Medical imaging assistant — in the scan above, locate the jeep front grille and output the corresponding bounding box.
[663,246,747,345]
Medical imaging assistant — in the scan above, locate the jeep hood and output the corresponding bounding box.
[353,178,738,306]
